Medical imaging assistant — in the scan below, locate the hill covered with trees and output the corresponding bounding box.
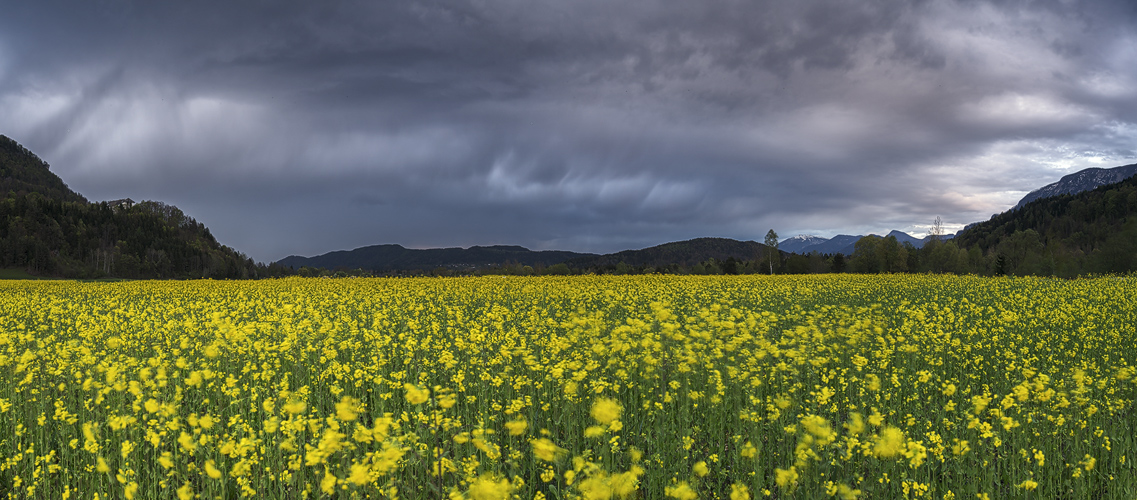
[0,135,261,279]
[561,237,784,274]
[278,244,594,274]
[949,173,1137,276]
[841,172,1137,277]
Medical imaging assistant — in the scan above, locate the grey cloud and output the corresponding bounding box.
[2,0,1137,261]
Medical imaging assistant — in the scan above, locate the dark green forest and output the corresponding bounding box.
[949,174,1137,276]
[0,135,268,279]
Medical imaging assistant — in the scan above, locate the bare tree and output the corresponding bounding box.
[764,229,779,275]
[931,216,944,242]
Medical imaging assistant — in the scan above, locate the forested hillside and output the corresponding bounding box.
[0,135,260,279]
[951,173,1137,276]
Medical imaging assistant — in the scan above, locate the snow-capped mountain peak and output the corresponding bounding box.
[778,234,829,253]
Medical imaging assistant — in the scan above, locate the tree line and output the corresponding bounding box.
[0,193,277,279]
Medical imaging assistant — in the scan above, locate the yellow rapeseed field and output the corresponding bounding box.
[0,275,1134,499]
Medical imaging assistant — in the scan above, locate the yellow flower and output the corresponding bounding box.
[176,483,193,500]
[1016,480,1038,491]
[801,414,834,444]
[348,463,371,486]
[505,417,528,436]
[874,427,905,459]
[283,400,306,414]
[591,398,622,425]
[96,457,110,473]
[865,374,881,392]
[123,482,138,500]
[1081,454,1096,471]
[730,483,750,500]
[336,396,362,421]
[438,393,457,409]
[185,371,203,387]
[868,409,884,427]
[467,473,511,500]
[204,460,222,479]
[577,473,614,500]
[405,383,430,405]
[665,481,697,500]
[951,439,970,456]
[532,438,561,462]
[775,466,798,488]
[629,447,643,463]
[740,441,757,458]
[178,432,196,453]
[120,440,135,460]
[584,426,607,438]
[611,466,643,498]
[693,461,709,477]
[844,413,864,435]
[836,483,861,500]
[144,399,161,414]
[321,470,338,494]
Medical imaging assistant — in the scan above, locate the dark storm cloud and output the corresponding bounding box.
[2,0,1137,261]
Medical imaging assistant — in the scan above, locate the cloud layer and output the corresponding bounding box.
[2,0,1136,261]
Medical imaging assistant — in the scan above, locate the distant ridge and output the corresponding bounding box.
[276,244,595,272]
[562,237,777,269]
[1014,163,1137,210]
[778,235,828,253]
[278,237,782,273]
[795,234,863,255]
[782,231,954,256]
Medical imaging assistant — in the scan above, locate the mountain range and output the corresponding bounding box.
[282,159,1134,270]
[777,164,1137,257]
[780,230,954,255]
[278,238,779,273]
[277,244,594,272]
[1013,163,1137,210]
[561,238,774,270]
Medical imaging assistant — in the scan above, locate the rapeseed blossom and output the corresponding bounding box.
[0,275,1132,499]
[591,398,623,425]
[467,474,511,500]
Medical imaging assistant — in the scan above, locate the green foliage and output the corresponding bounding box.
[0,135,259,279]
[839,173,1137,277]
[951,173,1137,276]
[278,244,593,273]
[0,135,87,204]
[0,194,259,279]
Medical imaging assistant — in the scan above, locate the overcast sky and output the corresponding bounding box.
[2,0,1136,262]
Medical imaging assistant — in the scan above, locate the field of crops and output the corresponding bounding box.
[0,275,1134,499]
